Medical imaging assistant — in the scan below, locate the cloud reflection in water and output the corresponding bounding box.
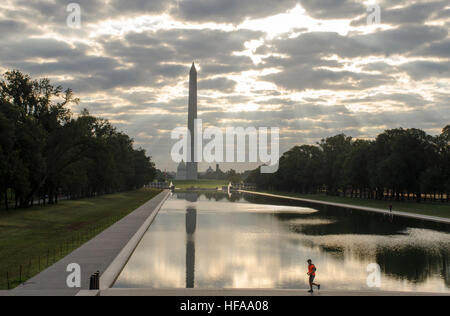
[114,193,450,293]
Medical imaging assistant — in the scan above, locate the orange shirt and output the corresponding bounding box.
[308,264,316,276]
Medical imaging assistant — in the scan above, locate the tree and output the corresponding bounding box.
[319,134,352,196]
[274,145,324,193]
[440,126,450,201]
[344,140,372,198]
[0,70,157,209]
[226,169,241,183]
[247,126,449,204]
[0,110,15,209]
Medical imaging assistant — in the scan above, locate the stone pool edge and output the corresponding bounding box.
[99,288,450,297]
[239,190,450,225]
[3,190,171,297]
[93,190,171,293]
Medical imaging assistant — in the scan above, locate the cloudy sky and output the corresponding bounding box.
[1,0,449,172]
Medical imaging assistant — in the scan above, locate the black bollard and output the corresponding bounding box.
[89,271,101,290]
[89,274,95,290]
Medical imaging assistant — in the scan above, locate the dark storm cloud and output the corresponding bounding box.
[157,28,263,61]
[13,0,170,25]
[268,103,444,135]
[8,0,297,27]
[0,37,131,91]
[172,0,298,24]
[199,77,237,92]
[340,108,447,135]
[412,39,450,58]
[85,28,261,92]
[12,0,108,26]
[299,0,365,19]
[16,55,120,76]
[435,7,450,19]
[351,1,448,26]
[0,25,261,94]
[0,19,30,39]
[108,0,170,14]
[200,58,254,75]
[263,65,394,91]
[258,24,447,91]
[260,25,447,61]
[58,72,139,94]
[345,93,431,108]
[361,62,397,73]
[0,38,84,63]
[400,61,450,80]
[106,28,262,65]
[356,25,447,55]
[198,101,353,130]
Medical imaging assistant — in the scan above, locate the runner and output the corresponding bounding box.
[307,259,320,293]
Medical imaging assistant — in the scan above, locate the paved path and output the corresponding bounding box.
[4,190,170,296]
[100,288,448,296]
[239,191,450,225]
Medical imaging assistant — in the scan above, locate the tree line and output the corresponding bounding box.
[247,126,450,203]
[0,70,156,210]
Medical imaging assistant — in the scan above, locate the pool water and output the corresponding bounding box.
[113,192,450,293]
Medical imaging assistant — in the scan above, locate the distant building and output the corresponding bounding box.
[216,164,225,180]
[176,160,187,180]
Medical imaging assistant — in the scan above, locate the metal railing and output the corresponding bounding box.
[0,213,128,290]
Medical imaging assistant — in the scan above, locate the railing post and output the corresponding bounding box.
[28,258,31,278]
[95,271,100,290]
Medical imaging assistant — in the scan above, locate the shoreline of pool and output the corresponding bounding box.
[239,190,450,225]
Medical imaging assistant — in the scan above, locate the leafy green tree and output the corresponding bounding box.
[248,126,449,204]
[440,126,450,200]
[227,169,241,183]
[344,140,372,198]
[0,110,15,209]
[1,70,157,209]
[275,145,324,193]
[319,134,352,196]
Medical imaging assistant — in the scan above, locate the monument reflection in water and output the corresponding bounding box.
[186,210,197,288]
[114,192,450,293]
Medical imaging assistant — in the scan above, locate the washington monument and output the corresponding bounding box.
[177,62,198,180]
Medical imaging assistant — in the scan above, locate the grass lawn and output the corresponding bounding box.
[0,188,162,290]
[256,190,450,219]
[173,179,229,190]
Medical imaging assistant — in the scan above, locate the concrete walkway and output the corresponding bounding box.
[3,190,170,296]
[100,288,449,296]
[239,191,450,225]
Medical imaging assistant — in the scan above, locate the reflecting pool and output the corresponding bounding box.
[113,192,450,293]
